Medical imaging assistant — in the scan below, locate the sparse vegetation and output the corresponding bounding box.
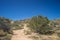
[11,22,24,30]
[0,17,13,40]
[0,16,60,40]
[57,32,60,37]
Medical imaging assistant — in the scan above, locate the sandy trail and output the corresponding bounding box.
[11,24,33,40]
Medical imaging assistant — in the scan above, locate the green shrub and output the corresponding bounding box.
[0,34,12,40]
[0,17,13,40]
[0,29,7,36]
[11,24,24,30]
[8,29,13,34]
[5,34,12,40]
[28,15,53,34]
[57,33,60,37]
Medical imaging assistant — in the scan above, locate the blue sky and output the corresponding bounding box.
[0,0,60,20]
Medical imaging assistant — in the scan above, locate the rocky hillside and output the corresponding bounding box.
[0,16,60,40]
[11,16,60,40]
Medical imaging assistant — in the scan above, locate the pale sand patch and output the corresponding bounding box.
[11,24,33,40]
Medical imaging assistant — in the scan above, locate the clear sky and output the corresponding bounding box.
[0,0,60,20]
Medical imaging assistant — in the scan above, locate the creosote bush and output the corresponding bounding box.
[28,15,54,34]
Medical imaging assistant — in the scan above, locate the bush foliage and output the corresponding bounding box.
[0,17,13,40]
[28,15,53,34]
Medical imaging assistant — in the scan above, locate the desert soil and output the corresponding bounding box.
[11,24,33,40]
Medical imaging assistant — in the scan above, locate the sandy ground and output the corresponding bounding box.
[11,24,59,40]
[11,24,33,40]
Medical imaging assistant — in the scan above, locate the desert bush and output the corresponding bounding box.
[28,15,54,34]
[11,24,24,30]
[57,32,60,37]
[0,17,11,32]
[5,34,12,40]
[0,17,13,40]
[0,29,7,36]
[0,34,12,40]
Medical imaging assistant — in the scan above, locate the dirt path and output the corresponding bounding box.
[11,24,33,40]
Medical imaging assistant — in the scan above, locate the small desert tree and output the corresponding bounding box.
[28,15,53,34]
